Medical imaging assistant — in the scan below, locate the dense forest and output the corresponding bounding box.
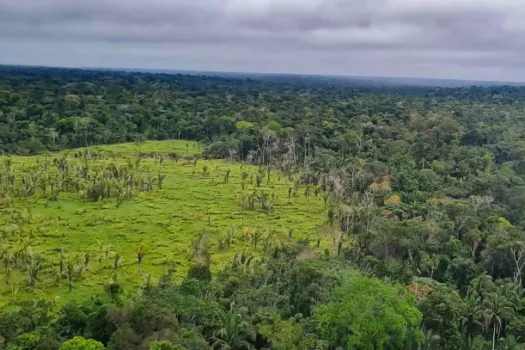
[3,65,525,349]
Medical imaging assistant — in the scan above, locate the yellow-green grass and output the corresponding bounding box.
[0,140,327,305]
[78,140,203,156]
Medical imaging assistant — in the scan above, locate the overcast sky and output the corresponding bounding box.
[1,0,525,82]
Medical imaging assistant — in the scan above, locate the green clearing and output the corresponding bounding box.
[0,140,326,305]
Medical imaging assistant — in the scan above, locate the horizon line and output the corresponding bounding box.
[1,63,524,87]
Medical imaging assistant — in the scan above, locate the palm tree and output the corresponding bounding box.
[211,302,253,349]
[497,335,523,350]
[1,247,14,271]
[461,290,483,339]
[47,128,59,147]
[224,168,231,184]
[460,335,488,350]
[96,241,113,265]
[479,292,515,350]
[25,253,43,287]
[418,328,440,350]
[327,205,336,229]
[347,156,366,192]
[65,260,75,292]
[249,230,263,249]
[156,173,166,189]
[113,253,123,271]
[82,252,90,270]
[4,265,11,285]
[79,117,91,147]
[136,245,148,272]
[59,249,66,277]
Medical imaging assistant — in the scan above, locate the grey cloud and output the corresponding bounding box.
[0,1,213,24]
[1,0,525,81]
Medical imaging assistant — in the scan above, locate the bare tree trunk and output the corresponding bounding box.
[303,135,309,168]
[492,323,496,350]
[507,246,525,286]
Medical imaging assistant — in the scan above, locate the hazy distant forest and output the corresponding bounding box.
[3,65,525,349]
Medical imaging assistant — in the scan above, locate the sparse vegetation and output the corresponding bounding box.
[0,140,326,304]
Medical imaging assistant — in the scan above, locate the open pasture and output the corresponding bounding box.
[0,140,327,304]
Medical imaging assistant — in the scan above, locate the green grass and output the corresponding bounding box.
[0,140,327,305]
[78,140,203,156]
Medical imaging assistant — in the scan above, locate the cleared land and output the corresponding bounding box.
[0,140,326,305]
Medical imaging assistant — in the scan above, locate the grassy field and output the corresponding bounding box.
[0,140,327,305]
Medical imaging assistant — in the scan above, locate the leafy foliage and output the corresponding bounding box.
[315,273,423,349]
[3,65,525,348]
[59,336,105,350]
